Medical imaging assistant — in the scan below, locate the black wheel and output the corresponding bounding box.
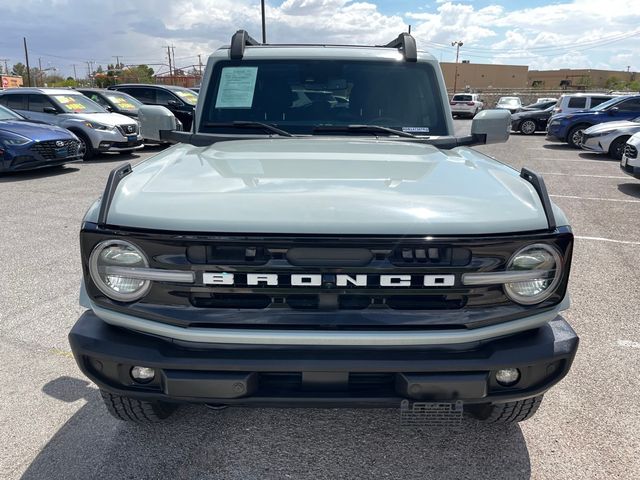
[472,395,544,424]
[520,119,537,135]
[609,136,630,160]
[100,390,177,423]
[567,125,588,148]
[71,130,95,160]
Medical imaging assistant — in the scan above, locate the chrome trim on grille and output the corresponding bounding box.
[462,269,555,286]
[103,266,195,283]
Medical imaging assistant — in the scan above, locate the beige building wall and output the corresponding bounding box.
[440,62,529,91]
[528,69,637,89]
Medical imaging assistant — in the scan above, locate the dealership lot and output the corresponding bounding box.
[1,123,639,479]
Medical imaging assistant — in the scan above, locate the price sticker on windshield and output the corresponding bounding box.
[215,67,258,108]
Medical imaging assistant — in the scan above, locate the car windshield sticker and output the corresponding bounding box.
[175,90,198,105]
[402,127,429,133]
[54,96,87,111]
[107,95,136,110]
[215,67,258,108]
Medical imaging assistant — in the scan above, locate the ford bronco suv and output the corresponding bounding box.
[69,31,578,424]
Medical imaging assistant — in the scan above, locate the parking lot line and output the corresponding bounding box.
[575,236,640,246]
[540,172,628,179]
[550,194,640,203]
[531,157,619,164]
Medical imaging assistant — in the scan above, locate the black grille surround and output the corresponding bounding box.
[116,123,138,136]
[81,223,573,331]
[624,144,638,159]
[30,139,81,160]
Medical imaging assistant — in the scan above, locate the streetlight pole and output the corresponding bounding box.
[451,40,463,94]
[261,0,267,44]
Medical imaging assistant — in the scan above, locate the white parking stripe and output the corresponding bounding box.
[550,194,640,203]
[540,172,628,179]
[576,236,640,245]
[526,156,618,164]
[617,340,640,349]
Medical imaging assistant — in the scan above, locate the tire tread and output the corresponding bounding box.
[100,390,175,423]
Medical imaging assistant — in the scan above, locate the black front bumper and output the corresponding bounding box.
[621,162,640,179]
[69,311,578,408]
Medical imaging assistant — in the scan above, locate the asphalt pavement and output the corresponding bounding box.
[1,125,639,479]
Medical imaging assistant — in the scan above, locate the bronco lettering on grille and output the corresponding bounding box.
[202,273,456,287]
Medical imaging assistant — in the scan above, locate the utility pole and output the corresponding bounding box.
[166,46,173,85]
[23,37,31,87]
[451,40,463,94]
[72,64,77,81]
[38,57,42,87]
[0,59,9,75]
[197,54,203,76]
[261,0,266,43]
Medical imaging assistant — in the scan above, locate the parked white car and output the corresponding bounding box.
[537,97,557,103]
[620,132,640,179]
[552,93,615,115]
[495,97,522,114]
[449,93,483,118]
[581,117,640,159]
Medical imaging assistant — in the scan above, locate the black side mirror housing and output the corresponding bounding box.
[608,107,619,115]
[43,106,58,114]
[167,100,181,107]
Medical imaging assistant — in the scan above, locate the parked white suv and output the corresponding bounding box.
[449,93,483,118]
[0,88,143,160]
[620,132,640,179]
[553,93,615,115]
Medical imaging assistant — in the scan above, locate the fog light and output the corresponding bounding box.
[130,366,155,383]
[495,368,520,386]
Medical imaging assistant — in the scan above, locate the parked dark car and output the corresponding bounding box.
[0,104,81,172]
[511,106,554,135]
[76,88,143,119]
[517,100,557,113]
[108,84,198,131]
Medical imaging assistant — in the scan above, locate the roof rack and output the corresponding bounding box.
[230,30,260,60]
[382,33,417,62]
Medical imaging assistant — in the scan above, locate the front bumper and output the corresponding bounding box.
[581,135,608,153]
[69,311,578,407]
[621,155,640,179]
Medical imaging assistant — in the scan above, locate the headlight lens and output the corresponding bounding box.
[504,244,562,305]
[2,133,31,146]
[89,240,150,302]
[84,121,112,131]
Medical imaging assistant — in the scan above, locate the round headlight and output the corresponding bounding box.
[503,244,562,305]
[89,240,150,302]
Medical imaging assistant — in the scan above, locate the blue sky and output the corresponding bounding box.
[0,0,638,78]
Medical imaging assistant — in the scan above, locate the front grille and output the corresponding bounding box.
[82,229,574,330]
[30,140,80,160]
[116,124,138,136]
[624,144,638,159]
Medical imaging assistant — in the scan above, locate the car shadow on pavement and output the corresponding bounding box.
[22,376,532,480]
[542,143,572,150]
[618,183,640,198]
[0,165,79,183]
[578,152,617,161]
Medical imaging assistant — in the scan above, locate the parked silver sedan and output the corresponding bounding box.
[581,116,640,159]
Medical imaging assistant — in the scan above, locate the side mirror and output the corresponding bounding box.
[608,107,619,115]
[470,109,510,144]
[139,105,179,141]
[105,106,114,112]
[43,106,58,114]
[167,100,181,107]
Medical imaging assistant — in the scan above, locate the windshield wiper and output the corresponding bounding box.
[313,124,417,138]
[203,121,294,137]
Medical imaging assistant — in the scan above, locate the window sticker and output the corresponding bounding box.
[402,127,429,133]
[175,90,198,105]
[215,67,258,108]
[54,96,87,111]
[107,96,136,110]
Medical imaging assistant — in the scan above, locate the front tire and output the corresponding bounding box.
[100,390,177,423]
[609,136,630,160]
[72,130,95,161]
[472,395,544,424]
[519,119,537,135]
[567,125,588,148]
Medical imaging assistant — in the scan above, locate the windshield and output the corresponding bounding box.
[105,92,143,112]
[590,96,624,111]
[498,97,520,105]
[168,87,198,105]
[52,94,107,113]
[0,104,24,121]
[201,60,448,136]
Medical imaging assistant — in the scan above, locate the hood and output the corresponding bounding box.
[0,119,76,141]
[65,112,136,126]
[584,120,640,135]
[105,138,549,235]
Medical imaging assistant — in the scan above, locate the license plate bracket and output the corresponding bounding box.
[399,399,463,427]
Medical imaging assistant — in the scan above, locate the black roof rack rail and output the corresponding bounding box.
[382,33,417,62]
[520,167,557,231]
[230,30,260,59]
[97,162,132,226]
